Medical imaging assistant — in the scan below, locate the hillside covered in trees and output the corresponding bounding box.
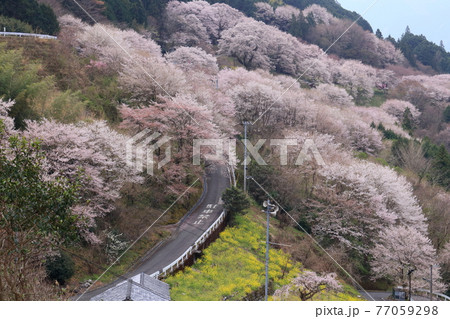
[0,0,449,301]
[0,0,59,34]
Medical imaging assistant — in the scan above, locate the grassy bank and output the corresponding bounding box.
[166,209,364,301]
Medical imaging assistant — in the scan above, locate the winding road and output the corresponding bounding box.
[77,162,230,301]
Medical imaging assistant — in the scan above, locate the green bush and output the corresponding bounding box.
[46,251,75,285]
[375,158,388,166]
[444,106,450,123]
[222,187,250,216]
[355,152,368,160]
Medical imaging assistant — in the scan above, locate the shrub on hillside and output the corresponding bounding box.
[45,251,75,285]
[222,187,250,217]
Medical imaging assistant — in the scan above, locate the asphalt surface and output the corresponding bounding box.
[76,162,230,301]
[359,290,431,301]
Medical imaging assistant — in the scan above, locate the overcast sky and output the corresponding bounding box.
[337,0,450,49]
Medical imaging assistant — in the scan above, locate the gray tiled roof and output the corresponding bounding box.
[91,273,170,301]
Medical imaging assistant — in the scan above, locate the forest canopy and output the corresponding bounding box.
[0,0,59,35]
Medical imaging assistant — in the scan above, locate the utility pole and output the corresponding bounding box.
[423,265,437,301]
[408,269,415,301]
[243,121,251,193]
[265,199,270,301]
[430,265,433,301]
[262,200,278,301]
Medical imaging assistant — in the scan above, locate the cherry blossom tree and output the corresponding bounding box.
[273,5,301,31]
[24,120,143,244]
[218,68,311,127]
[198,3,245,44]
[370,225,445,291]
[320,161,428,233]
[120,95,217,142]
[351,106,410,138]
[307,159,430,256]
[59,17,185,106]
[218,68,381,152]
[333,60,377,102]
[0,99,15,139]
[439,242,450,287]
[306,15,404,68]
[58,15,88,47]
[58,14,87,32]
[346,118,383,154]
[219,18,325,78]
[185,74,237,137]
[254,3,303,32]
[312,84,354,108]
[274,271,341,301]
[304,181,385,253]
[254,2,274,23]
[436,127,450,150]
[312,105,383,154]
[303,4,333,25]
[394,142,431,183]
[440,242,450,265]
[164,0,210,47]
[376,69,398,89]
[119,95,219,185]
[374,37,405,66]
[166,46,218,74]
[75,23,162,69]
[119,54,186,105]
[401,75,450,103]
[381,100,421,124]
[218,19,272,70]
[164,1,245,46]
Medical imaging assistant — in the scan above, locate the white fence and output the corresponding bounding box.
[415,289,450,301]
[150,211,227,279]
[0,32,57,40]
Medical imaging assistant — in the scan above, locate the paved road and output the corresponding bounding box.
[359,291,392,301]
[359,290,431,301]
[77,162,230,301]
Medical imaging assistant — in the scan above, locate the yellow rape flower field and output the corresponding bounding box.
[165,209,364,301]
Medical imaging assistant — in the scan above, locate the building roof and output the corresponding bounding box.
[90,273,170,301]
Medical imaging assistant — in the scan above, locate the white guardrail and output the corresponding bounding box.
[415,289,450,301]
[0,32,57,40]
[149,210,227,279]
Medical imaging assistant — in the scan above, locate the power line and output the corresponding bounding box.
[243,121,251,193]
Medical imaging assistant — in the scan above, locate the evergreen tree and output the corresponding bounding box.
[288,14,309,38]
[402,107,414,132]
[444,106,450,123]
[375,28,383,39]
[45,251,75,285]
[398,27,450,73]
[222,187,250,215]
[0,124,80,299]
[386,35,397,46]
[405,25,411,34]
[431,146,450,189]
